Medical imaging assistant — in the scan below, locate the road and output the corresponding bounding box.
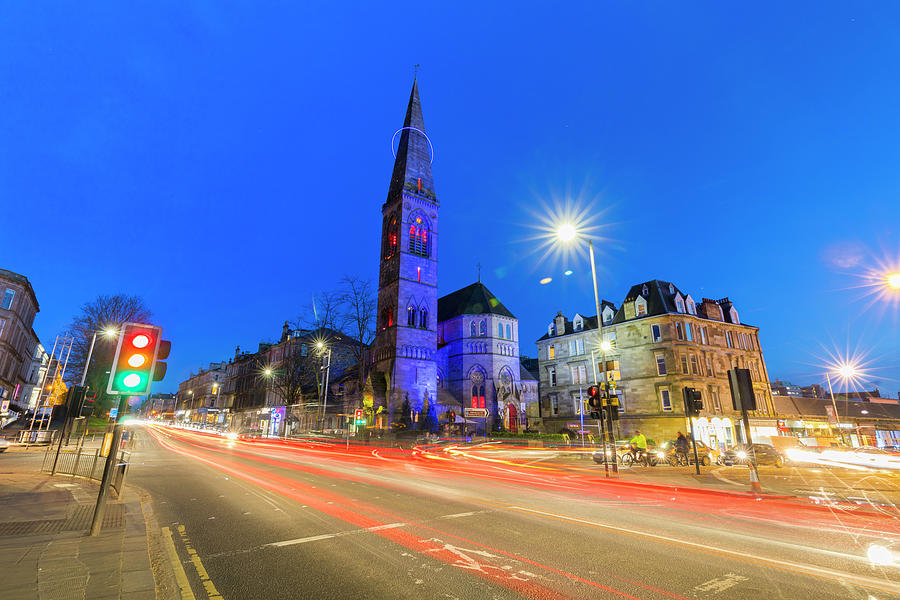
[130,425,900,599]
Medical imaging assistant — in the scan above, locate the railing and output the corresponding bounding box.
[41,444,131,497]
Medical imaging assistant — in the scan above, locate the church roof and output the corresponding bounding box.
[386,79,436,204]
[438,282,516,322]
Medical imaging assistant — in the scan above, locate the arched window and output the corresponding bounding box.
[506,324,511,339]
[408,215,430,257]
[407,306,416,327]
[479,320,486,336]
[498,322,503,338]
[419,307,428,329]
[470,369,486,408]
[381,309,392,330]
[383,216,399,260]
[470,322,477,337]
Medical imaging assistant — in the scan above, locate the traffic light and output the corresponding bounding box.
[107,323,169,395]
[448,410,456,422]
[683,387,703,417]
[588,385,601,408]
[354,408,366,425]
[80,390,97,417]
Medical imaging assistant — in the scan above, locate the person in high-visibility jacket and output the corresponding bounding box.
[629,430,649,465]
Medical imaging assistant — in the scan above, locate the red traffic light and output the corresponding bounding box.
[355,409,364,419]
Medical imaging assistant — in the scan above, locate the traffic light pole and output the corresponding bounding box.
[741,406,763,493]
[90,393,127,536]
[589,353,608,477]
[588,240,617,475]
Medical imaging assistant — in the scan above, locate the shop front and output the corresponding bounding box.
[690,417,736,452]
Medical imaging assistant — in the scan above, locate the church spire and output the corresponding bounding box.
[387,79,436,203]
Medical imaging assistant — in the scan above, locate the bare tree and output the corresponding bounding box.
[66,294,153,401]
[336,276,376,391]
[298,290,343,337]
[267,339,318,410]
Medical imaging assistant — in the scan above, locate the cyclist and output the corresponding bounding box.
[629,430,649,466]
[675,431,689,465]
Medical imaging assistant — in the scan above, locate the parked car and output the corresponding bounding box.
[0,438,9,452]
[659,439,714,466]
[721,443,786,467]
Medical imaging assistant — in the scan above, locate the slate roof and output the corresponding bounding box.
[773,395,900,421]
[385,79,436,205]
[437,282,515,322]
[611,279,687,324]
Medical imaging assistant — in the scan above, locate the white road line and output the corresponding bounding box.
[264,523,407,548]
[440,511,488,519]
[507,505,900,595]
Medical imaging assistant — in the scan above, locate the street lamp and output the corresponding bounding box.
[315,342,333,430]
[80,326,119,386]
[825,362,860,446]
[556,223,617,474]
[887,272,900,290]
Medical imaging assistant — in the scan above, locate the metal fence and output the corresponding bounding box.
[41,445,131,497]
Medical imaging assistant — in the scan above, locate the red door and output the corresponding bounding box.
[507,404,518,433]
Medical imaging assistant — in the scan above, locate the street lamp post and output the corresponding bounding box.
[557,226,617,474]
[825,363,858,447]
[316,342,332,431]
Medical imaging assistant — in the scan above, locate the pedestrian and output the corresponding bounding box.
[675,431,689,465]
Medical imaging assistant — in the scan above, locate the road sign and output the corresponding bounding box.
[109,407,119,419]
[464,408,489,418]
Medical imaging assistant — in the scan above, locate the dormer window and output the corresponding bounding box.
[602,306,615,325]
[642,284,649,296]
[674,293,684,313]
[573,315,584,331]
[669,283,675,294]
[635,296,647,317]
[729,307,739,324]
[686,295,696,315]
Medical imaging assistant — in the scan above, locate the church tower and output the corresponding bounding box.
[371,79,439,428]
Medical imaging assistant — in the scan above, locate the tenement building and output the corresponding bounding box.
[536,279,774,450]
[0,269,40,419]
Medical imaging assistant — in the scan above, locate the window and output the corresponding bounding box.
[726,331,734,348]
[479,320,486,336]
[570,365,587,385]
[506,324,511,339]
[574,317,583,331]
[690,354,700,375]
[604,331,616,349]
[407,306,416,327]
[381,309,392,329]
[420,308,428,329]
[551,394,559,415]
[706,355,714,377]
[651,324,662,342]
[603,306,614,324]
[408,217,429,256]
[569,338,584,356]
[681,355,689,374]
[655,353,667,375]
[685,323,693,342]
[636,301,647,316]
[498,323,504,338]
[676,298,684,313]
[687,300,695,314]
[675,322,684,340]
[660,389,672,411]
[471,322,477,337]
[548,345,556,360]
[1,289,13,310]
[712,389,722,412]
[0,318,5,339]
[549,366,557,386]
[700,327,708,345]
[383,217,399,259]
[471,386,485,409]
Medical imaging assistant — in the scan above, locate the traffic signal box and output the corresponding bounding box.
[682,387,704,417]
[107,323,171,395]
[354,408,366,426]
[727,368,756,411]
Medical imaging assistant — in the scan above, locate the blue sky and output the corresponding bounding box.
[2,2,898,396]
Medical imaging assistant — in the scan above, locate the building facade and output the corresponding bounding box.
[175,362,227,425]
[0,269,40,418]
[536,280,774,450]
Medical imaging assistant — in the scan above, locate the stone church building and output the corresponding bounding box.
[369,80,538,432]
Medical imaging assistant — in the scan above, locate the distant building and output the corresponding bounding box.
[175,362,227,425]
[536,281,774,449]
[145,393,176,419]
[0,269,40,421]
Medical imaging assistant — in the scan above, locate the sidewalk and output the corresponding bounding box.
[0,452,173,600]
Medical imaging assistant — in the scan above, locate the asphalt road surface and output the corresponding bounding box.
[130,425,900,600]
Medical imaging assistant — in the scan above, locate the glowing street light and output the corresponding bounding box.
[888,272,900,290]
[264,368,272,377]
[79,325,121,386]
[825,361,863,446]
[552,221,617,475]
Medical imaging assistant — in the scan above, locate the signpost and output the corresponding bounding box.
[463,408,488,419]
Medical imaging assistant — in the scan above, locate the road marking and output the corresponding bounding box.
[440,511,488,519]
[175,525,223,600]
[161,526,196,600]
[506,505,900,595]
[265,522,407,548]
[693,573,748,594]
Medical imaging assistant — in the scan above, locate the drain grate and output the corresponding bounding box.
[0,503,126,537]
